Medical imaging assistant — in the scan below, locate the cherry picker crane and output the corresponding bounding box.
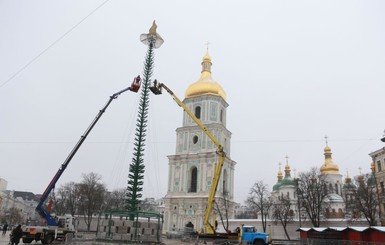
[22,76,141,244]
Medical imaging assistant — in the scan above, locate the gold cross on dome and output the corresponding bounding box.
[205,41,210,51]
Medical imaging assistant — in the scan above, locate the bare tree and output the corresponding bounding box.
[78,172,107,231]
[54,182,80,216]
[271,196,293,240]
[351,173,378,225]
[105,188,126,211]
[246,181,271,232]
[7,207,24,225]
[214,190,231,233]
[64,182,80,216]
[52,189,66,216]
[296,167,329,227]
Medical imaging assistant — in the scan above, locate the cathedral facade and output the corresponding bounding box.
[272,144,347,219]
[162,51,236,233]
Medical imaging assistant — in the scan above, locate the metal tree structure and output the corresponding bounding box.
[126,21,163,215]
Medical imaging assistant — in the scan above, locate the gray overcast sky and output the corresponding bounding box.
[1,1,385,203]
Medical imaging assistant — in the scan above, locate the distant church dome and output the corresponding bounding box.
[343,171,356,190]
[280,161,295,186]
[273,167,283,191]
[185,51,227,101]
[320,145,340,174]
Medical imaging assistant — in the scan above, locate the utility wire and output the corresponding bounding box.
[0,138,377,144]
[0,0,110,90]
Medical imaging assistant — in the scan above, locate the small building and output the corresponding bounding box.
[298,226,385,244]
[369,146,385,225]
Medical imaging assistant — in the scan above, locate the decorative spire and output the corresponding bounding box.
[277,162,283,181]
[284,155,291,177]
[345,169,351,183]
[205,41,210,52]
[201,48,212,73]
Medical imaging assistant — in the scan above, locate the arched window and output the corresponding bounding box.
[193,135,198,144]
[190,167,197,192]
[195,106,201,119]
[220,109,223,122]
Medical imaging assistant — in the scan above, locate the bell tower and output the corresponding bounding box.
[163,51,236,233]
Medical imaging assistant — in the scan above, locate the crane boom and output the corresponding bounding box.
[149,81,225,235]
[37,76,141,226]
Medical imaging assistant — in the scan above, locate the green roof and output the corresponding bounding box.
[280,176,295,186]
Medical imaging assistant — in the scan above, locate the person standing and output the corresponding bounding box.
[10,225,23,245]
[2,223,8,236]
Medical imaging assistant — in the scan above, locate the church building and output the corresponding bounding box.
[271,143,346,219]
[162,51,236,233]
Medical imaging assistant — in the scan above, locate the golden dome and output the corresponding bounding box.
[320,145,340,174]
[277,168,283,181]
[185,51,227,100]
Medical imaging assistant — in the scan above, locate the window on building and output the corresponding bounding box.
[223,169,228,195]
[335,183,339,194]
[193,135,198,144]
[220,109,223,122]
[377,160,382,172]
[190,167,198,192]
[195,106,201,119]
[381,181,385,193]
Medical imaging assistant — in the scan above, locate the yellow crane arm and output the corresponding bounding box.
[149,81,225,235]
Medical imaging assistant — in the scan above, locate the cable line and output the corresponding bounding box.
[0,0,110,90]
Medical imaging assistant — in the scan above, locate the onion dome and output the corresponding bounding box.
[343,170,356,190]
[320,145,340,174]
[273,166,283,191]
[185,51,227,101]
[280,161,295,186]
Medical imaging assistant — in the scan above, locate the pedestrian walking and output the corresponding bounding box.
[2,223,8,236]
[10,225,23,245]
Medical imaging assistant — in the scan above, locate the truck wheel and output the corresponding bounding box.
[42,234,54,244]
[253,240,263,245]
[22,238,33,243]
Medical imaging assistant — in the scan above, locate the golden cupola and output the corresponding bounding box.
[185,51,227,100]
[273,165,283,191]
[320,145,340,174]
